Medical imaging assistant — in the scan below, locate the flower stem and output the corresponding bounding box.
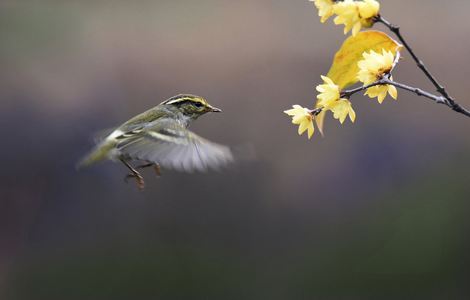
[382,79,448,106]
[340,80,385,98]
[342,78,470,117]
[375,15,470,118]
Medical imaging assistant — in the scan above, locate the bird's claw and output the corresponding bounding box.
[153,164,162,177]
[136,162,162,178]
[124,173,145,190]
[120,159,161,190]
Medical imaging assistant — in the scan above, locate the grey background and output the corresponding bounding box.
[1,1,469,299]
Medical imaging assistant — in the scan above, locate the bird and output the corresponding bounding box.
[77,94,233,189]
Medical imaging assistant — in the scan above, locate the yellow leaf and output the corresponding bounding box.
[316,31,401,133]
[327,30,401,89]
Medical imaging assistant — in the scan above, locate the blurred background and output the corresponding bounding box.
[1,0,469,299]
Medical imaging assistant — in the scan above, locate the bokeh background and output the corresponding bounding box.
[1,1,470,299]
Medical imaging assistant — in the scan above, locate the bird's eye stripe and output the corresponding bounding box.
[166,97,200,105]
[166,99,206,109]
[166,98,189,105]
[164,94,207,107]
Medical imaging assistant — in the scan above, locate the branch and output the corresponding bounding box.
[375,15,470,118]
[341,79,387,98]
[341,78,470,117]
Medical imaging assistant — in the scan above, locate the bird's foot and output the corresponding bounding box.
[153,164,162,177]
[136,162,162,177]
[120,158,161,190]
[124,172,145,190]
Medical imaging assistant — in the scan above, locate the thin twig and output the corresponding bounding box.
[341,80,387,98]
[341,78,470,117]
[375,15,470,118]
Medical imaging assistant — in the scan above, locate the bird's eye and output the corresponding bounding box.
[193,102,203,108]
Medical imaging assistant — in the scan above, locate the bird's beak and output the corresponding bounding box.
[209,106,222,112]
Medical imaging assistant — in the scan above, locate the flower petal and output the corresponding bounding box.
[307,120,315,139]
[298,119,308,135]
[388,84,398,100]
[349,105,356,123]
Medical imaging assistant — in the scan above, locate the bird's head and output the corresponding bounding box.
[162,94,222,120]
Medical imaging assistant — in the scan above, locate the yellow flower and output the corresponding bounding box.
[333,0,361,36]
[311,0,335,23]
[357,49,396,84]
[316,75,340,107]
[316,75,356,124]
[333,0,380,36]
[358,0,380,19]
[329,99,356,124]
[365,83,398,104]
[284,105,315,139]
[357,49,398,103]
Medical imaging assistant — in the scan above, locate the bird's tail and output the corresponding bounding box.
[76,140,115,169]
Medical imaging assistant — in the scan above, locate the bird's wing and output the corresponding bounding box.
[92,127,117,143]
[116,119,233,172]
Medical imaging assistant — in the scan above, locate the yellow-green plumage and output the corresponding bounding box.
[77,139,117,168]
[77,94,232,174]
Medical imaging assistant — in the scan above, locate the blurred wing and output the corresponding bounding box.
[92,127,116,143]
[116,119,233,172]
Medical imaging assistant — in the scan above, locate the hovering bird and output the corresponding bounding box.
[78,94,233,189]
